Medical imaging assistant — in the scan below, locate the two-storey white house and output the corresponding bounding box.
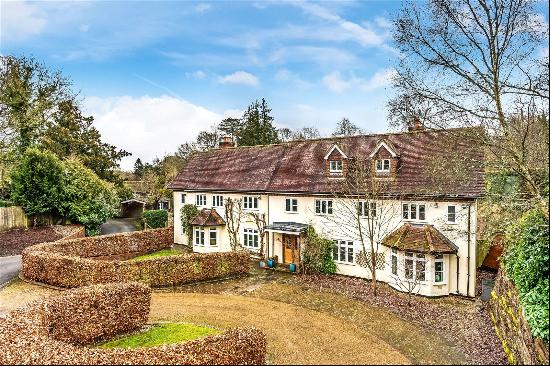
[168,128,484,297]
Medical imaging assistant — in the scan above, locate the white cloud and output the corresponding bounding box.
[84,95,221,170]
[186,70,206,79]
[194,3,211,13]
[322,68,396,93]
[217,71,259,86]
[0,0,47,40]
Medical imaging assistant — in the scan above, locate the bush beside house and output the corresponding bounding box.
[142,209,168,229]
[0,282,267,365]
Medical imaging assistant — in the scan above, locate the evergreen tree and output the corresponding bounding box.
[332,118,363,136]
[218,117,243,140]
[239,98,280,146]
[134,158,145,177]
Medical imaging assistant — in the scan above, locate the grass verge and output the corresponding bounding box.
[129,247,185,261]
[97,323,220,348]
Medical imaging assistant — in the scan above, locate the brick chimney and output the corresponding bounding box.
[408,117,424,132]
[219,135,235,149]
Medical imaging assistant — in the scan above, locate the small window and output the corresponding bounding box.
[333,240,354,263]
[376,159,390,172]
[329,160,343,174]
[243,196,259,210]
[209,228,218,246]
[315,199,333,215]
[181,194,186,204]
[402,203,426,221]
[358,201,377,217]
[212,195,224,207]
[196,194,207,206]
[447,205,456,223]
[391,248,398,275]
[243,228,259,249]
[435,254,444,283]
[285,198,298,212]
[194,227,205,246]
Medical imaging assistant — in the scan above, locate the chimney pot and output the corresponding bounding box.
[219,135,235,149]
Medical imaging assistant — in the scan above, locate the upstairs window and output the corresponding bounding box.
[285,198,298,212]
[402,203,426,221]
[196,194,207,206]
[447,205,456,223]
[243,196,259,210]
[376,159,390,172]
[315,199,333,215]
[358,201,377,218]
[181,194,186,204]
[329,160,343,174]
[212,195,224,207]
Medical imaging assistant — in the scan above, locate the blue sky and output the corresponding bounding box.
[1,0,547,170]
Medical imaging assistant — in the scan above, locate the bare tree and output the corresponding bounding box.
[389,250,425,306]
[324,156,403,295]
[248,211,267,257]
[390,0,549,218]
[225,197,243,251]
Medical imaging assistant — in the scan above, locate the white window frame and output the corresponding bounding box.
[358,201,377,218]
[195,194,207,206]
[285,198,298,213]
[315,199,333,215]
[402,203,426,221]
[243,196,259,210]
[209,228,218,246]
[447,205,456,224]
[194,227,205,246]
[376,159,390,172]
[212,195,224,207]
[434,254,445,283]
[329,160,343,174]
[333,240,354,264]
[404,251,426,282]
[243,228,259,250]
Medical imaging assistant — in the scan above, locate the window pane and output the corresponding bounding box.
[316,200,320,213]
[376,160,382,170]
[392,255,397,275]
[292,200,297,211]
[339,246,345,262]
[411,204,417,219]
[402,204,408,219]
[286,199,290,211]
[322,200,326,214]
[419,205,425,220]
[333,241,338,260]
[405,259,413,279]
[435,262,443,272]
[370,202,377,217]
[347,247,353,263]
[327,201,333,214]
[384,160,390,170]
[416,261,426,281]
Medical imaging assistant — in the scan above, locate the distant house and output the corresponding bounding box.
[168,127,484,297]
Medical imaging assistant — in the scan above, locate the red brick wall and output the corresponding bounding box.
[325,149,347,177]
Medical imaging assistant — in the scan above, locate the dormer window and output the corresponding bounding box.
[376,159,390,172]
[329,160,343,174]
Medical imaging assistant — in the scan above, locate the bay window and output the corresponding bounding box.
[404,251,426,281]
[435,254,444,283]
[209,228,218,246]
[194,227,205,246]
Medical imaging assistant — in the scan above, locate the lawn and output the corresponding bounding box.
[97,323,220,348]
[129,247,187,261]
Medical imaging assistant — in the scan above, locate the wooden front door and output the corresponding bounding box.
[283,234,299,264]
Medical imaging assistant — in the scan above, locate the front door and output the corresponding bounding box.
[283,234,299,264]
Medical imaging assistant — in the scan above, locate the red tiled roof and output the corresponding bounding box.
[382,223,459,254]
[168,128,484,198]
[190,208,226,226]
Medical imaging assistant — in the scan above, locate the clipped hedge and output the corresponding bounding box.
[0,282,267,365]
[143,209,168,229]
[22,227,251,288]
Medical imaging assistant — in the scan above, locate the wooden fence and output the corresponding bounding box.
[0,206,28,231]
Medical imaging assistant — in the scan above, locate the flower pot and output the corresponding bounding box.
[259,260,266,268]
[289,263,297,272]
[267,259,276,268]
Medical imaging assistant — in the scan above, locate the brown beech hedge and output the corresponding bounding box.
[0,282,267,365]
[21,227,251,288]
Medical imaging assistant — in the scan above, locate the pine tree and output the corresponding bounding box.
[239,98,280,146]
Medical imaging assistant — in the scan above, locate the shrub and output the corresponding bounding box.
[9,148,65,217]
[0,199,14,207]
[503,209,549,342]
[301,226,336,274]
[142,209,168,229]
[181,204,199,243]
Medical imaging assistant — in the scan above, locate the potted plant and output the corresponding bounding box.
[289,263,297,272]
[259,259,266,268]
[267,255,278,268]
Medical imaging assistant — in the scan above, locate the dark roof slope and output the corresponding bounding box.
[168,128,484,198]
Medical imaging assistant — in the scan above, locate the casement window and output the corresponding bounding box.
[194,227,205,246]
[196,194,207,206]
[435,254,444,283]
[404,252,426,281]
[447,205,456,223]
[181,194,186,204]
[333,240,354,263]
[391,248,398,275]
[358,201,377,217]
[209,228,218,246]
[212,195,224,207]
[285,198,298,212]
[376,159,390,172]
[243,228,259,249]
[243,196,259,210]
[329,160,343,174]
[315,199,333,215]
[402,203,426,221]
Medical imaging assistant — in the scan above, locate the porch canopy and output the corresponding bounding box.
[382,223,458,254]
[265,222,309,236]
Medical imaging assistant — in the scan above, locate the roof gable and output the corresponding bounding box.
[368,139,399,158]
[324,144,348,160]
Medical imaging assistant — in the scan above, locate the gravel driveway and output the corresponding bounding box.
[0,256,21,288]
